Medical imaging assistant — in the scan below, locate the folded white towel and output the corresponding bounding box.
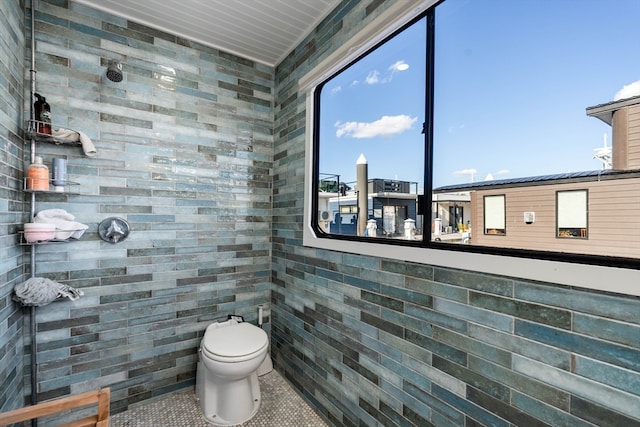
[34,208,88,240]
[51,128,97,157]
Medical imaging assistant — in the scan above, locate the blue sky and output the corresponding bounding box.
[318,0,640,189]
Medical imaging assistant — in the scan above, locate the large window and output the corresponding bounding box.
[557,190,588,239]
[306,0,640,281]
[484,195,505,236]
[314,14,427,240]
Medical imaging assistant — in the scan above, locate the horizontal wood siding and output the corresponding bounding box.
[628,104,640,169]
[470,178,640,257]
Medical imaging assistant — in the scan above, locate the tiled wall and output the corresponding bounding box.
[10,0,273,415]
[272,1,640,427]
[0,0,27,414]
[2,0,639,425]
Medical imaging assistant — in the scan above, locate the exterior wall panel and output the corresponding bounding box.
[628,104,640,168]
[470,179,640,257]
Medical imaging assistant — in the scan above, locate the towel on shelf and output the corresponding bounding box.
[51,128,98,157]
[34,208,88,240]
[13,277,84,306]
[51,128,78,143]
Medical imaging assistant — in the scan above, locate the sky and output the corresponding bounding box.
[318,0,640,189]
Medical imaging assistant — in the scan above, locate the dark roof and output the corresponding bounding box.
[433,169,640,193]
[586,94,640,125]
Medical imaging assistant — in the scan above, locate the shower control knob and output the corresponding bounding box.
[98,217,130,243]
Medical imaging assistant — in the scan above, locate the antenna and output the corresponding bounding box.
[454,168,477,182]
[593,133,612,169]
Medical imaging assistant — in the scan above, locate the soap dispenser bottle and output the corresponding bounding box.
[34,93,52,135]
[27,156,49,191]
[51,158,67,192]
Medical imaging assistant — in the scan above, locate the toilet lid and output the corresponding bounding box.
[203,322,268,358]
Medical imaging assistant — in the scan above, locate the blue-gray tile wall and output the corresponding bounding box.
[14,0,273,416]
[272,2,640,427]
[0,0,27,414]
[2,0,639,425]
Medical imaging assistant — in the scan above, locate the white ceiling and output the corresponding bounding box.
[74,0,341,67]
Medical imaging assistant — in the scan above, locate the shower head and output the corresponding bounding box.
[106,60,123,82]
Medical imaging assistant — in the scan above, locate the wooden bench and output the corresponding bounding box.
[0,388,110,427]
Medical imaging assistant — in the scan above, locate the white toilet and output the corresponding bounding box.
[196,319,269,426]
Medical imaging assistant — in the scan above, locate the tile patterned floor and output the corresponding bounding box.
[110,370,328,426]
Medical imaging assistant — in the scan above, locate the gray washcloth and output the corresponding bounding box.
[14,277,84,306]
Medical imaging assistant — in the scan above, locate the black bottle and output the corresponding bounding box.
[34,93,51,134]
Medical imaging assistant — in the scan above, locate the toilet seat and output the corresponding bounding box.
[202,322,268,363]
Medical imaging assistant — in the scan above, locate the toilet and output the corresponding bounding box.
[196,319,269,426]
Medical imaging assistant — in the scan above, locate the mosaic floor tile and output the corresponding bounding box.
[110,370,328,426]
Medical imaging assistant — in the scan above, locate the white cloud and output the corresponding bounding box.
[448,124,466,133]
[390,60,409,72]
[365,70,380,85]
[363,60,409,86]
[335,115,418,138]
[614,80,640,101]
[331,86,342,95]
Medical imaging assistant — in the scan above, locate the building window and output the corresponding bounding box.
[313,12,428,241]
[557,190,588,239]
[484,195,506,235]
[303,0,640,287]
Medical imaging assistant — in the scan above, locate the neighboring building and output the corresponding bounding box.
[320,178,419,237]
[431,191,471,234]
[433,94,640,258]
[318,177,472,239]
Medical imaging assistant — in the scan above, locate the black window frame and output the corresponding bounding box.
[556,189,589,240]
[309,0,639,270]
[483,194,507,236]
[311,10,433,247]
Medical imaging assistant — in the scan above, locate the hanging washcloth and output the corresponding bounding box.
[51,128,97,157]
[13,277,84,306]
[78,130,97,157]
[34,208,88,240]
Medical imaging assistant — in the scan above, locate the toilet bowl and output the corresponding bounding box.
[196,320,269,426]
